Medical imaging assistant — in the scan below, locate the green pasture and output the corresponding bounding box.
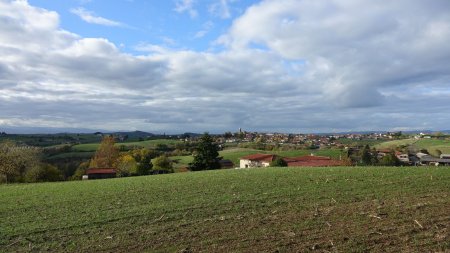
[375,138,450,156]
[1,166,448,252]
[336,138,386,146]
[72,139,183,152]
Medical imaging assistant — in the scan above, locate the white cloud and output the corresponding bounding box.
[174,0,197,18]
[134,42,172,54]
[1,0,450,133]
[222,0,450,108]
[194,21,214,38]
[209,0,233,19]
[71,7,125,27]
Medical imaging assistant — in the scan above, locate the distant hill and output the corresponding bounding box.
[0,126,106,134]
[111,130,155,138]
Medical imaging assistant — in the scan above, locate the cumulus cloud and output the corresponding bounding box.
[222,0,450,108]
[71,7,125,27]
[0,0,450,133]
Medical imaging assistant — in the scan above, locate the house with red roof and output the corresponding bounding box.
[283,155,345,167]
[239,154,277,168]
[239,154,345,168]
[84,168,117,180]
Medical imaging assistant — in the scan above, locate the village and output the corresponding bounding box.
[81,130,450,180]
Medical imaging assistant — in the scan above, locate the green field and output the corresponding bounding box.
[337,138,387,146]
[1,167,449,252]
[172,148,344,168]
[375,138,450,156]
[45,152,95,160]
[72,139,183,152]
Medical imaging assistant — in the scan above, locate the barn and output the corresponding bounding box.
[85,168,117,180]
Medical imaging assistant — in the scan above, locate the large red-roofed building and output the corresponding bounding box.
[85,168,117,180]
[239,154,345,168]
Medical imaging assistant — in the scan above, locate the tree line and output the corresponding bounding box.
[72,136,175,179]
[0,132,223,183]
[0,141,63,183]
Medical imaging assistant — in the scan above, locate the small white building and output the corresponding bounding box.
[440,154,450,159]
[396,153,410,163]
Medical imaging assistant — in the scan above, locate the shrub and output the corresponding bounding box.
[270,157,288,167]
[25,163,63,183]
[153,155,174,173]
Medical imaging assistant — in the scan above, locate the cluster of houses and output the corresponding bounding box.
[400,152,450,166]
[214,130,412,149]
[239,151,450,169]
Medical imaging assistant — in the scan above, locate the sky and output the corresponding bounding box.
[0,0,450,134]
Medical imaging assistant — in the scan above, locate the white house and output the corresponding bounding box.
[239,154,277,168]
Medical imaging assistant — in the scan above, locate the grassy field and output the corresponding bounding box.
[44,152,95,160]
[375,139,418,149]
[172,148,344,168]
[1,167,449,252]
[72,139,182,152]
[375,138,450,156]
[337,138,387,146]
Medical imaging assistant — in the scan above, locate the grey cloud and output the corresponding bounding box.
[1,0,450,133]
[224,0,450,108]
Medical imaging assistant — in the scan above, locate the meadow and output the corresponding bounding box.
[1,166,449,252]
[71,139,183,152]
[375,138,450,156]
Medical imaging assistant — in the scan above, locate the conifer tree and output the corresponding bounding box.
[189,133,220,171]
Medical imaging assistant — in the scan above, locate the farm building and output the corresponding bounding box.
[85,168,117,180]
[418,156,450,166]
[240,154,277,168]
[239,154,344,168]
[283,155,345,167]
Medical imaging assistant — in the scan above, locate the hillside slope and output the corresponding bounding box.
[375,138,450,156]
[1,167,449,252]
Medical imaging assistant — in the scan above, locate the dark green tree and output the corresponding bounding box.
[371,148,379,165]
[269,157,288,167]
[189,133,221,171]
[130,149,158,175]
[379,152,401,166]
[136,154,153,175]
[360,145,373,165]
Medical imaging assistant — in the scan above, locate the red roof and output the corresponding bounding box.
[240,154,344,167]
[240,154,277,162]
[86,168,117,174]
[283,156,331,162]
[286,160,345,167]
[283,155,344,167]
[377,149,393,153]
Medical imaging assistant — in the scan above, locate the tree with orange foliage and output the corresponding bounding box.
[89,136,119,168]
